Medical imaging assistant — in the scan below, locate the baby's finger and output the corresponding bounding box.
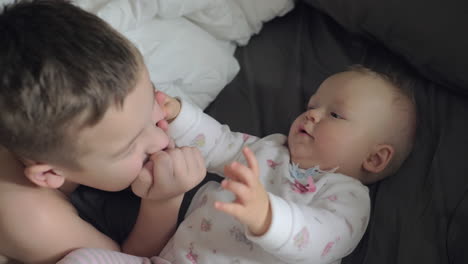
[156,119,169,131]
[214,201,245,221]
[155,90,168,106]
[242,147,259,177]
[226,161,255,187]
[221,179,250,203]
[223,163,242,182]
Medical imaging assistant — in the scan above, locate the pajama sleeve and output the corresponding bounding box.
[168,100,259,176]
[247,174,370,264]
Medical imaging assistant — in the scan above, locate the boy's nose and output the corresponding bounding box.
[145,127,170,155]
[152,100,166,125]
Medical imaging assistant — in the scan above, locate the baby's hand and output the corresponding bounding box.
[215,147,272,236]
[132,146,206,201]
[155,91,181,123]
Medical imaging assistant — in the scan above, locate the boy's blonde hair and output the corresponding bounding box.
[0,0,143,168]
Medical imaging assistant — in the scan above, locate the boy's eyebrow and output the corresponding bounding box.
[112,127,145,158]
[112,84,156,158]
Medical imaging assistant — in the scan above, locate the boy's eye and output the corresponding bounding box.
[330,112,343,119]
[124,144,136,156]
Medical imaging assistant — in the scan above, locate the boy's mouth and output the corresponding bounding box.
[142,139,171,166]
[142,155,150,166]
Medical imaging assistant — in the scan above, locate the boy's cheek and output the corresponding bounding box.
[143,160,154,175]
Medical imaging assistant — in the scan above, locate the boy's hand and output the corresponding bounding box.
[215,147,272,236]
[132,146,206,201]
[155,91,181,124]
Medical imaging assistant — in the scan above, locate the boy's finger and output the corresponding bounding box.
[243,147,259,176]
[150,151,174,187]
[167,137,176,149]
[131,166,152,198]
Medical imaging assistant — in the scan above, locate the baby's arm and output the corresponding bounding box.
[215,147,271,236]
[159,91,260,175]
[248,175,371,263]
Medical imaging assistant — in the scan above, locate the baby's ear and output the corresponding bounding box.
[24,162,65,189]
[363,144,394,174]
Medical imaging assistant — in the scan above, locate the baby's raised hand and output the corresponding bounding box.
[155,91,181,124]
[215,147,272,236]
[132,146,206,201]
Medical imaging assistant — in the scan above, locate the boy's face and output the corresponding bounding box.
[288,71,399,178]
[59,66,170,191]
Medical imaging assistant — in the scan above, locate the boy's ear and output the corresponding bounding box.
[363,144,394,174]
[24,163,65,189]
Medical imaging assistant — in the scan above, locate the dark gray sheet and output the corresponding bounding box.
[72,3,468,263]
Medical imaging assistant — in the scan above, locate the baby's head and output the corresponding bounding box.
[0,0,169,191]
[288,65,417,183]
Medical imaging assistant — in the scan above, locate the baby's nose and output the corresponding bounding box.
[306,109,321,123]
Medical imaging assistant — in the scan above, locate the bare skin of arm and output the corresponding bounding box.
[124,146,206,257]
[0,145,205,262]
[122,196,183,257]
[0,148,119,263]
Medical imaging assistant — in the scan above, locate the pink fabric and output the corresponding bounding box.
[58,248,171,264]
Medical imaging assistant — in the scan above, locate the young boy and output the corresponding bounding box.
[0,0,205,263]
[59,64,417,263]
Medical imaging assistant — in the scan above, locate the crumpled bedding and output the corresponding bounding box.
[73,0,294,109]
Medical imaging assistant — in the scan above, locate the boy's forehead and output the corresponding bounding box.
[77,67,154,155]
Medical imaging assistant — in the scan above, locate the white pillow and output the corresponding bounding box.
[75,0,240,109]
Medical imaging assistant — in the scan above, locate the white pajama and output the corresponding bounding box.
[160,100,371,264]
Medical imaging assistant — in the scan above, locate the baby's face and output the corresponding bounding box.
[288,71,400,178]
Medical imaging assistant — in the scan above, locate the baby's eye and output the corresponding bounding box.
[330,112,344,119]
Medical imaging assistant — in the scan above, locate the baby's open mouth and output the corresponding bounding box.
[299,125,314,139]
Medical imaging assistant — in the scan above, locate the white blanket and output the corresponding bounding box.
[74,0,294,109]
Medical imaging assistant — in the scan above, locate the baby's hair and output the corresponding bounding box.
[0,0,143,168]
[348,63,419,180]
[347,64,416,108]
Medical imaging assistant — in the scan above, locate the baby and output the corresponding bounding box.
[60,65,417,263]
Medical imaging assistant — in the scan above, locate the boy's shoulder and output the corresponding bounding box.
[0,148,118,263]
